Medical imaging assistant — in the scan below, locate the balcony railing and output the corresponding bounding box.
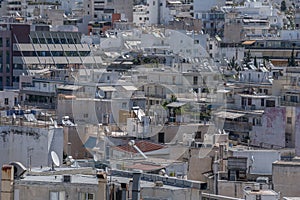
[223,121,252,132]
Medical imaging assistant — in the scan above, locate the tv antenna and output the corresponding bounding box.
[50,151,60,171]
[128,140,148,159]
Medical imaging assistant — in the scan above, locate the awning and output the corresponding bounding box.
[53,57,68,64]
[98,86,116,91]
[122,85,138,91]
[57,84,82,91]
[215,111,245,119]
[216,89,230,93]
[242,40,256,45]
[23,57,40,64]
[67,57,82,64]
[167,102,186,108]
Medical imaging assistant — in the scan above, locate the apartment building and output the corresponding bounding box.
[83,0,133,22]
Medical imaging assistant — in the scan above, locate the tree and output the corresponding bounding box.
[243,49,252,67]
[288,48,297,66]
[281,0,287,12]
[228,56,238,70]
[254,56,258,68]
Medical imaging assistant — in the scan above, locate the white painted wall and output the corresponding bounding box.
[0,126,63,169]
[232,149,280,175]
[0,90,19,108]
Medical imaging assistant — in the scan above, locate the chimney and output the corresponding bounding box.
[1,165,14,200]
[132,170,142,200]
[97,170,107,200]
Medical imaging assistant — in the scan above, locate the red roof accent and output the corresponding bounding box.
[114,140,165,153]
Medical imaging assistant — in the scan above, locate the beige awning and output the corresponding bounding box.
[242,40,256,45]
[215,111,245,119]
[122,85,138,91]
[98,86,116,91]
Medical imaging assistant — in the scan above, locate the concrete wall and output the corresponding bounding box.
[0,126,63,169]
[150,124,210,144]
[0,90,18,109]
[250,107,286,148]
[272,161,300,198]
[187,147,219,182]
[14,181,98,200]
[293,107,300,156]
[232,150,280,175]
[142,186,201,200]
[193,0,226,12]
[0,125,63,199]
[63,126,92,159]
[218,180,263,198]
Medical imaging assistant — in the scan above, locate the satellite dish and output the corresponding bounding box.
[97,90,105,98]
[53,121,58,128]
[50,117,54,124]
[51,151,60,169]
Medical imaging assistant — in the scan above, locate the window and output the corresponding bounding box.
[6,38,10,47]
[83,113,88,118]
[122,102,127,109]
[253,118,262,126]
[158,132,165,143]
[50,191,65,200]
[193,76,198,85]
[6,51,10,65]
[291,96,298,103]
[195,131,201,139]
[287,117,292,124]
[0,38,2,47]
[4,98,8,105]
[266,100,275,107]
[248,98,252,105]
[43,83,47,87]
[261,98,264,107]
[153,0,155,6]
[78,192,95,200]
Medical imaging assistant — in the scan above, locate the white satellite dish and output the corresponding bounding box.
[53,121,58,128]
[51,151,60,169]
[97,90,105,98]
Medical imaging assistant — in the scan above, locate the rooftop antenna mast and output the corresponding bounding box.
[128,140,148,159]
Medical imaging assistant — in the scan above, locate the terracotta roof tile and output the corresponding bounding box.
[113,140,165,153]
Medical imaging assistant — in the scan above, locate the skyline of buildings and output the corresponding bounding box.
[1,0,300,200]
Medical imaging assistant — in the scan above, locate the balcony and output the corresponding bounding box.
[281,101,300,107]
[223,121,252,132]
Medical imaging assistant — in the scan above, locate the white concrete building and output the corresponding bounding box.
[133,5,149,26]
[231,149,280,175]
[193,0,226,14]
[0,90,19,109]
[0,125,63,170]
